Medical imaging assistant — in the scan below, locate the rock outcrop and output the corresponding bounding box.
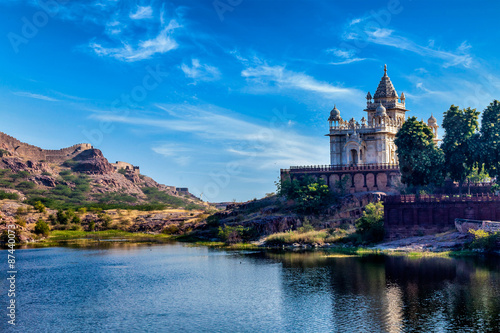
[71,149,115,175]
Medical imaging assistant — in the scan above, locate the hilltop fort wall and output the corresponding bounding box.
[111,161,140,174]
[0,131,93,163]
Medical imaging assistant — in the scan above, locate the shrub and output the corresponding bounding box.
[70,224,81,231]
[62,159,78,167]
[16,207,26,216]
[34,219,50,236]
[56,210,69,224]
[469,229,499,251]
[117,168,127,175]
[41,171,52,176]
[185,203,203,210]
[206,215,220,227]
[72,215,81,224]
[10,171,30,180]
[48,214,56,225]
[162,224,180,235]
[298,222,314,233]
[16,218,26,227]
[99,213,112,229]
[33,201,46,213]
[141,187,186,207]
[355,202,385,243]
[218,225,252,244]
[16,181,35,190]
[0,191,18,200]
[88,220,96,231]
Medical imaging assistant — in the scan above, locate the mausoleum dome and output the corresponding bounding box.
[329,105,341,121]
[375,102,387,117]
[427,114,437,126]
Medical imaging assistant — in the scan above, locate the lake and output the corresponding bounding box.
[1,243,500,332]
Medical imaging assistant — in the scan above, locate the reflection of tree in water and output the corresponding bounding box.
[385,256,500,332]
[266,252,500,332]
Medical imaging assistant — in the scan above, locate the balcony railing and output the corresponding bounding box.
[366,101,405,109]
[281,163,400,173]
[384,193,500,203]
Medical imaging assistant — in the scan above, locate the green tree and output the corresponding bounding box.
[395,117,445,190]
[355,202,384,243]
[480,100,500,179]
[56,210,69,224]
[466,165,489,183]
[442,105,480,192]
[277,176,333,214]
[34,219,50,237]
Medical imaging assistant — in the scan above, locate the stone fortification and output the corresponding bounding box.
[384,194,500,240]
[0,131,93,163]
[111,161,140,174]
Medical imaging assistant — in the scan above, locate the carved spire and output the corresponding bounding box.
[373,65,398,100]
[400,92,405,100]
[366,91,372,101]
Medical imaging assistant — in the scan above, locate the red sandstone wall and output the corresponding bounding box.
[384,195,500,239]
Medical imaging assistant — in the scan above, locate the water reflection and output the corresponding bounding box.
[1,244,499,332]
[266,251,500,332]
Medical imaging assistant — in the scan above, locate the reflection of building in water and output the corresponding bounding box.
[325,257,406,332]
[383,284,404,333]
[274,253,500,332]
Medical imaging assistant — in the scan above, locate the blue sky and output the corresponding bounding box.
[0,0,499,202]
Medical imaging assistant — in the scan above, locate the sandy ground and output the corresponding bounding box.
[372,231,472,252]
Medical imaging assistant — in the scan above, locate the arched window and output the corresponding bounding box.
[350,149,358,165]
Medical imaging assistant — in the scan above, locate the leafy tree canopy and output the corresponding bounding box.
[442,105,480,185]
[394,116,445,188]
[480,100,500,179]
[277,176,333,214]
[355,202,384,243]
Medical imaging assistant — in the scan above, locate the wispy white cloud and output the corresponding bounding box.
[152,143,192,166]
[46,1,183,62]
[12,91,59,102]
[241,64,362,99]
[130,6,153,20]
[180,59,221,82]
[326,47,367,65]
[90,104,326,169]
[344,22,472,68]
[89,20,180,62]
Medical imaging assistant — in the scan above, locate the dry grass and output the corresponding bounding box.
[265,229,343,245]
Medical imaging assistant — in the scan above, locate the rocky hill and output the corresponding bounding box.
[0,131,204,210]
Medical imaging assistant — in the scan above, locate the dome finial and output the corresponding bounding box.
[329,105,341,121]
[376,102,387,117]
[384,64,387,75]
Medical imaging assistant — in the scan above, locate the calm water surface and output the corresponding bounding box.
[1,243,500,332]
